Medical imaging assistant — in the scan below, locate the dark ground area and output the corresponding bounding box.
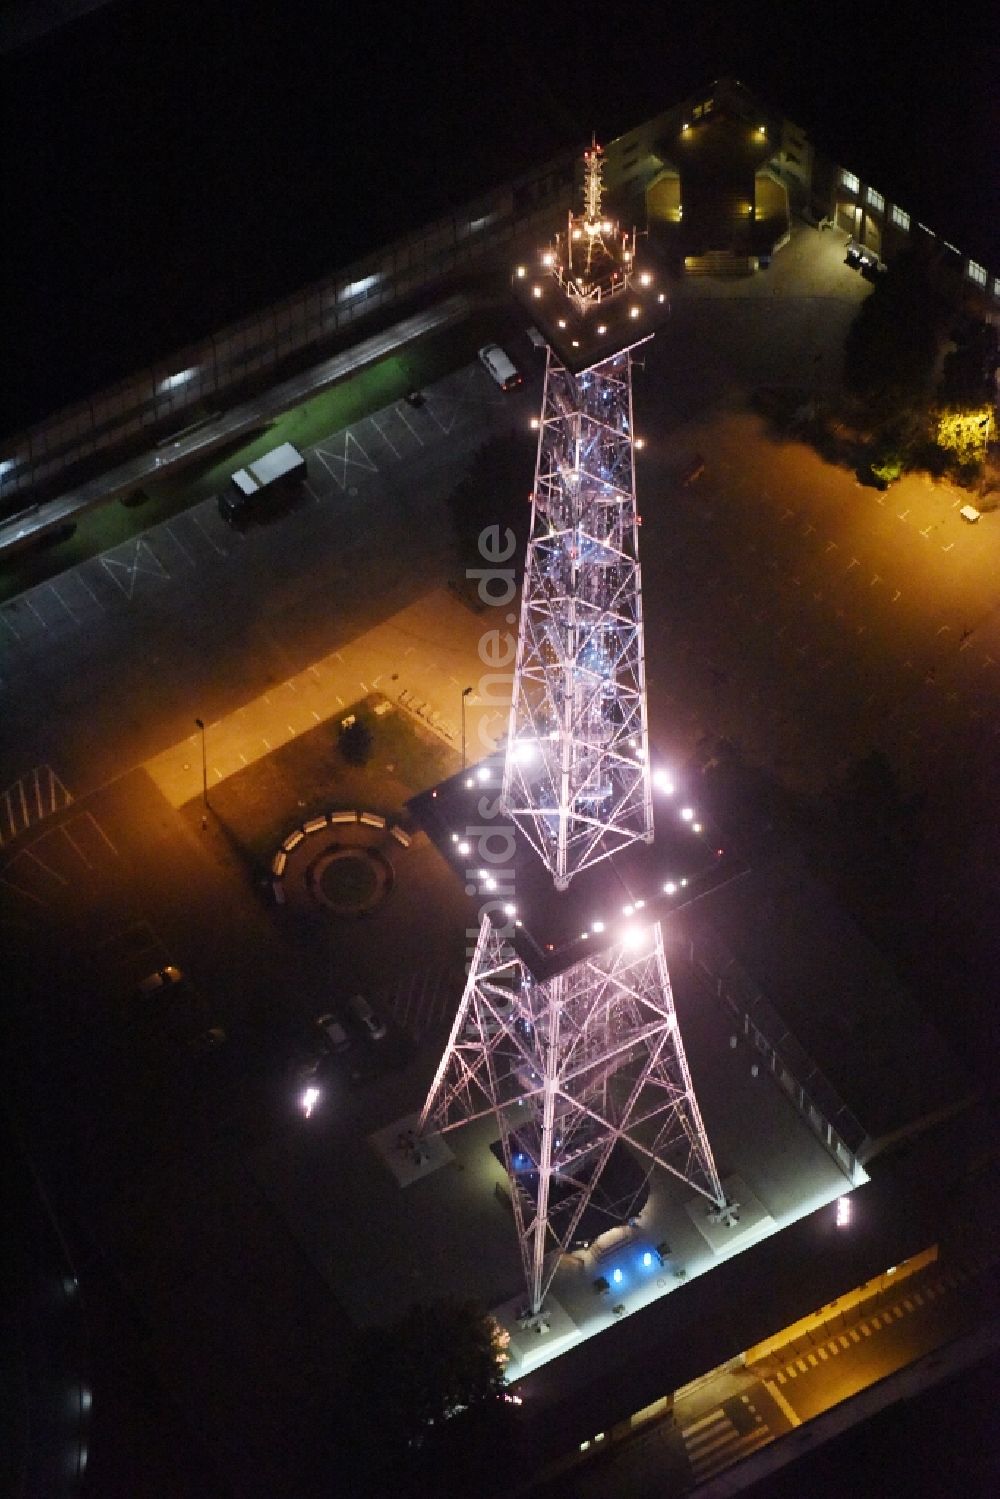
[2,0,997,436]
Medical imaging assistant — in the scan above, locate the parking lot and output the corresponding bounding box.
[2,224,996,1492]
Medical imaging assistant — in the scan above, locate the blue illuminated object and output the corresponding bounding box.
[642,1251,653,1268]
[612,1267,623,1285]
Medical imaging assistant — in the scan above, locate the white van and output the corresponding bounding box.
[478,343,523,392]
[219,442,307,522]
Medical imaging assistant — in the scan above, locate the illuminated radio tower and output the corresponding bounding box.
[503,140,660,890]
[421,147,728,1317]
[420,913,727,1315]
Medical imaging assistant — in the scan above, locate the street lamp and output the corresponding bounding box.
[194,717,208,813]
[460,686,473,770]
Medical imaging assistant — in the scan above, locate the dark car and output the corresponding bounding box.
[315,1012,352,1053]
[679,454,706,486]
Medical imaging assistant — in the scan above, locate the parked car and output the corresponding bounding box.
[136,965,183,996]
[478,343,523,391]
[315,1013,352,1053]
[347,992,387,1042]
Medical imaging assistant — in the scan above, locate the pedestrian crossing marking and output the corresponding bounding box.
[796,1359,808,1372]
[691,1427,771,1479]
[817,1347,829,1360]
[849,1328,861,1342]
[682,1407,773,1482]
[903,1299,915,1312]
[806,1353,819,1367]
[684,1410,724,1437]
[764,1380,802,1431]
[838,1335,850,1349]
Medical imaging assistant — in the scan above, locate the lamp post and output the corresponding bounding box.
[460,686,473,770]
[194,718,208,816]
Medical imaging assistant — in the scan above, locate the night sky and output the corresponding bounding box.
[2,0,997,436]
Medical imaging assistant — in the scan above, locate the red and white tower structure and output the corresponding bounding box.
[420,145,730,1317]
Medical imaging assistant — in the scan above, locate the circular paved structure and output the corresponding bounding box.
[309,845,393,916]
[269,809,413,917]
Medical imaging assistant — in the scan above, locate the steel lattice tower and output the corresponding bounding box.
[420,914,726,1315]
[502,142,655,889]
[420,144,729,1318]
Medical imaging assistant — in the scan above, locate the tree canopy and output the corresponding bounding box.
[349,1298,510,1458]
[447,432,533,577]
[843,245,961,414]
[338,715,374,765]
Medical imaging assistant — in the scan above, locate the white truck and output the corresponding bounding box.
[219,442,307,522]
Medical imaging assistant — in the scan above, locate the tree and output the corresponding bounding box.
[349,1299,510,1460]
[446,432,533,578]
[843,245,962,417]
[939,318,999,409]
[934,408,993,482]
[339,716,373,765]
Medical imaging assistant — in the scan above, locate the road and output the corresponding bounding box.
[541,1246,997,1497]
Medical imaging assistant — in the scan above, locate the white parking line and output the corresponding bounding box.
[60,823,94,869]
[76,571,101,605]
[396,405,426,446]
[369,413,402,458]
[0,873,46,905]
[21,846,68,885]
[47,581,78,622]
[165,521,195,565]
[190,511,228,555]
[86,815,118,856]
